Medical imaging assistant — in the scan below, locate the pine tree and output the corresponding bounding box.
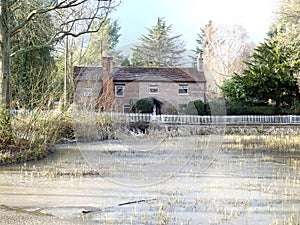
[81,18,123,66]
[131,17,185,67]
[193,20,214,56]
[222,38,299,109]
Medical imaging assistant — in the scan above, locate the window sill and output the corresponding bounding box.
[178,93,189,96]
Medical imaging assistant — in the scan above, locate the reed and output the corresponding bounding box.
[223,134,300,152]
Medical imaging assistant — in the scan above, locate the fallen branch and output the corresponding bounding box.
[82,198,157,214]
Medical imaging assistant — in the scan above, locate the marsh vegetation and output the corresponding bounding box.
[0,128,299,224]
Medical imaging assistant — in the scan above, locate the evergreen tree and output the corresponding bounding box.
[120,58,131,66]
[131,17,185,67]
[221,38,300,110]
[81,18,123,66]
[270,0,300,91]
[10,1,57,109]
[192,20,213,57]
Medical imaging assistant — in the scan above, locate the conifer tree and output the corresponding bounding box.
[80,18,123,66]
[221,38,299,109]
[131,17,185,67]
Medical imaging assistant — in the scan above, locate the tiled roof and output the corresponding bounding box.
[73,66,205,83]
[73,66,102,81]
[113,67,205,83]
[180,68,206,82]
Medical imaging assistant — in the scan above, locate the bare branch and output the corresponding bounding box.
[11,17,106,59]
[10,0,120,58]
[10,0,114,37]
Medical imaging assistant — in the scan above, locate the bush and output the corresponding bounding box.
[0,107,14,145]
[206,99,227,115]
[167,105,178,115]
[226,103,250,115]
[72,111,114,142]
[186,100,209,115]
[1,109,63,165]
[246,106,277,115]
[225,102,295,115]
[131,98,154,113]
[294,102,300,115]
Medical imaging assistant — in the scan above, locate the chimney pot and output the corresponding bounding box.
[197,53,203,72]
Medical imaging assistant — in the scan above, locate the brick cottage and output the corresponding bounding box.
[74,56,206,114]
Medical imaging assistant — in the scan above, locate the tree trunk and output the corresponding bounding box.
[0,0,11,109]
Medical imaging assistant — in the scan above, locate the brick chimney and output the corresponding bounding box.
[99,57,115,111]
[197,52,203,72]
[102,57,114,76]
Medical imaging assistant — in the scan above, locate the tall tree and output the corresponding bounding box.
[0,0,119,109]
[221,38,300,109]
[270,0,300,91]
[10,1,56,109]
[79,18,122,66]
[193,20,214,57]
[195,21,254,98]
[131,17,185,67]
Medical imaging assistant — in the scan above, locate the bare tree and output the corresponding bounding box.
[198,22,254,99]
[0,0,120,109]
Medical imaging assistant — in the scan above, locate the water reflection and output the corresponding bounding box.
[0,139,299,224]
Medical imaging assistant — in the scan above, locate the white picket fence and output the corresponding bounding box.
[10,109,300,125]
[106,112,300,125]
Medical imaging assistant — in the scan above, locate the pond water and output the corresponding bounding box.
[0,137,299,225]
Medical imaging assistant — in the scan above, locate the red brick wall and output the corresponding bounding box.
[114,81,205,113]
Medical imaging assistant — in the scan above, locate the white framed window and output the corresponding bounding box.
[178,85,188,95]
[123,104,131,113]
[149,84,158,94]
[115,84,125,97]
[83,87,93,96]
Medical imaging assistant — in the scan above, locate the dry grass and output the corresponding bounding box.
[222,134,300,152]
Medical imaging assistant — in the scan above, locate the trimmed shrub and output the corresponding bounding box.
[206,99,227,115]
[186,100,209,115]
[131,98,154,113]
[225,102,295,115]
[226,103,250,115]
[246,106,277,115]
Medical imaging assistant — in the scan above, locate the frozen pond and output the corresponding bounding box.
[0,136,299,224]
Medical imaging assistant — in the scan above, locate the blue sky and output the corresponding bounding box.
[111,0,280,50]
